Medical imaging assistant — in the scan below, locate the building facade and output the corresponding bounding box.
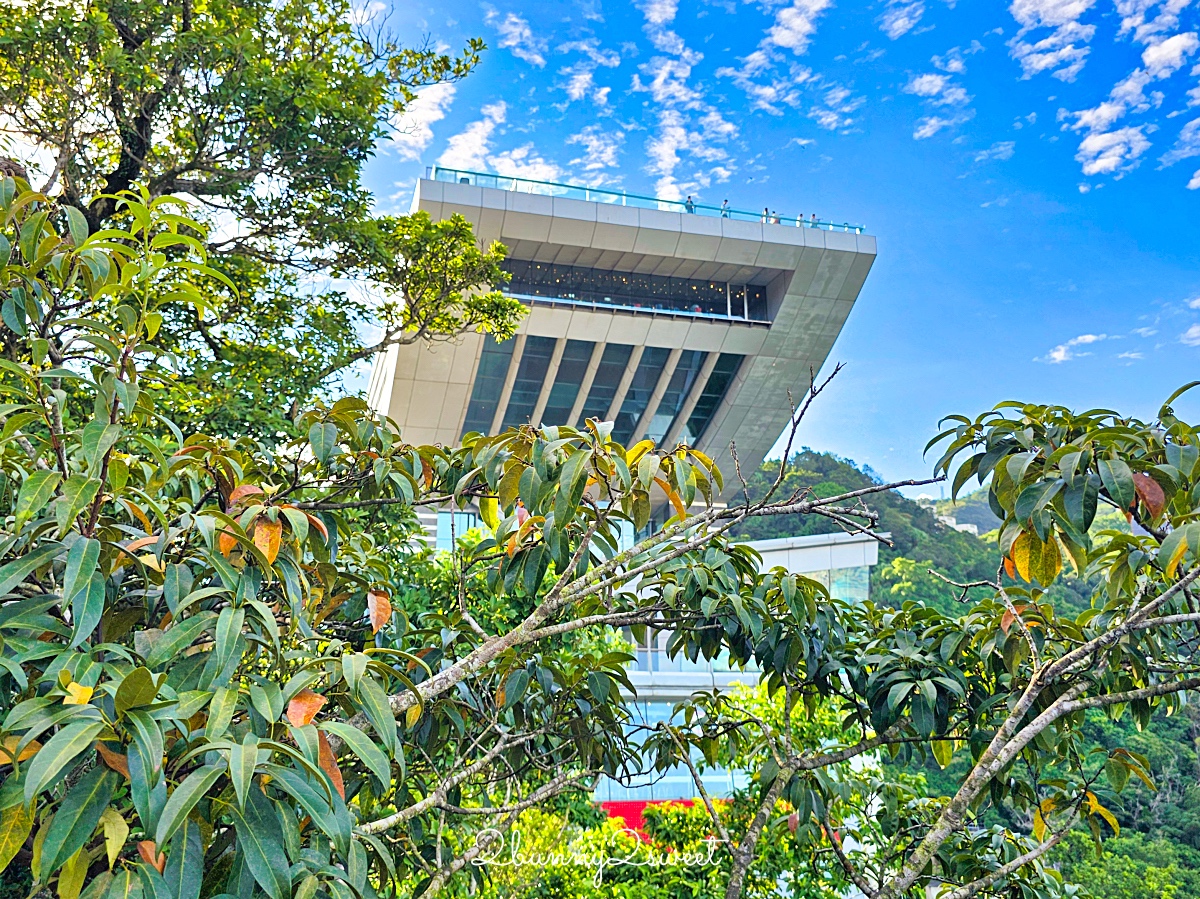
[596,532,881,807]
[367,168,877,506]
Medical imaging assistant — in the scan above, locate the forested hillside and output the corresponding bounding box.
[734,451,1200,898]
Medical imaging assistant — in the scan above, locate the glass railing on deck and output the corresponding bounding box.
[426,166,867,235]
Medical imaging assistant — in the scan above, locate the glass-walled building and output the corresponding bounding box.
[367,167,877,511]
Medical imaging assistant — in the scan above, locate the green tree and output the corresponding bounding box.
[0,0,523,437]
[11,178,1200,899]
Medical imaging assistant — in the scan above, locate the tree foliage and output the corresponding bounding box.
[0,0,522,438]
[6,176,1200,899]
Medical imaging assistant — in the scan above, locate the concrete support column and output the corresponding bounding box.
[489,333,526,433]
[662,351,718,447]
[568,342,607,427]
[529,338,567,426]
[605,345,645,421]
[632,347,682,443]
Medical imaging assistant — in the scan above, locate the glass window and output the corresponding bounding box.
[500,336,557,429]
[540,339,594,427]
[501,260,766,320]
[830,565,870,603]
[612,347,671,445]
[436,511,480,551]
[577,344,633,426]
[461,337,516,437]
[679,353,743,445]
[644,350,707,444]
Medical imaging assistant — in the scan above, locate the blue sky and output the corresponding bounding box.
[364,0,1200,491]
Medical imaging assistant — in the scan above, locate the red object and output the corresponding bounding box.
[600,799,694,835]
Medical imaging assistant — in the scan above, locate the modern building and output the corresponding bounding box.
[596,532,882,820]
[367,167,877,515]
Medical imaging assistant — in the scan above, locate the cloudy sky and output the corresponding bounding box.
[366,0,1200,490]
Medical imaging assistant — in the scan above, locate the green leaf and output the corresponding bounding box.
[56,476,101,535]
[0,803,32,873]
[230,789,291,899]
[163,818,203,899]
[228,734,259,812]
[1063,476,1099,532]
[0,542,61,598]
[154,764,224,847]
[205,686,239,740]
[357,677,397,759]
[38,765,118,880]
[143,612,216,670]
[81,420,122,472]
[320,722,391,790]
[24,719,105,803]
[308,422,338,465]
[69,573,106,651]
[115,667,161,718]
[1099,458,1136,512]
[64,206,89,248]
[15,470,62,526]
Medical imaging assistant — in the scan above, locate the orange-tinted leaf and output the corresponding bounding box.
[654,477,687,518]
[227,484,264,510]
[515,503,529,525]
[1003,556,1016,580]
[124,536,158,554]
[506,534,518,557]
[218,529,237,558]
[405,704,421,729]
[0,735,39,764]
[317,731,345,799]
[1133,472,1165,519]
[305,513,329,542]
[120,498,153,533]
[287,689,326,727]
[137,840,166,873]
[254,518,282,565]
[95,742,130,779]
[367,589,391,635]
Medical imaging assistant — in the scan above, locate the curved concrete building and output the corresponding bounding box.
[368,168,877,499]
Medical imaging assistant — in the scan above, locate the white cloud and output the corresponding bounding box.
[905,73,971,105]
[932,43,984,73]
[1190,169,1200,187]
[914,115,958,138]
[437,102,507,171]
[556,40,621,105]
[487,10,548,67]
[1189,297,1200,308]
[1143,31,1200,76]
[766,0,834,54]
[1132,325,1160,334]
[1117,351,1144,359]
[975,140,1017,161]
[489,145,561,181]
[1038,332,1108,363]
[1182,323,1200,345]
[880,1,926,40]
[1118,0,1193,43]
[568,125,625,170]
[1075,126,1151,174]
[390,83,456,162]
[1160,116,1200,164]
[1008,0,1098,81]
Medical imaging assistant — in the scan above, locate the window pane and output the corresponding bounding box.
[645,350,707,444]
[540,339,594,427]
[500,336,557,429]
[461,337,516,437]
[576,344,633,426]
[680,353,743,445]
[612,347,671,445]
